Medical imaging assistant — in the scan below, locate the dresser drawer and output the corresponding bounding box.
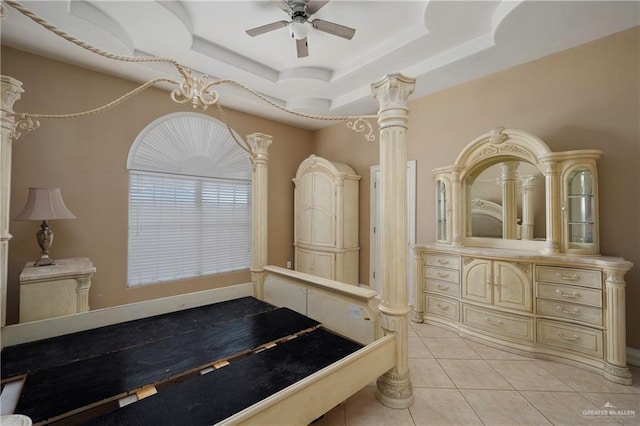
[425,254,460,271]
[426,294,459,322]
[425,266,459,284]
[462,304,533,342]
[536,299,602,326]
[536,266,602,289]
[536,282,602,307]
[537,319,603,358]
[425,279,460,298]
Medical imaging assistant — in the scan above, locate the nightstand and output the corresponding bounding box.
[19,257,96,322]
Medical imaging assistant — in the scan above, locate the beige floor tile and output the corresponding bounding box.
[462,389,551,425]
[580,392,640,425]
[520,391,616,426]
[487,360,573,391]
[408,323,419,337]
[535,360,637,394]
[629,365,640,393]
[313,402,346,426]
[409,358,455,388]
[343,386,415,426]
[464,339,531,360]
[421,337,480,359]
[438,359,513,389]
[408,337,433,359]
[411,323,458,338]
[410,388,482,425]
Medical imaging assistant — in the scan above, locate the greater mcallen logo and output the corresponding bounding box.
[583,402,636,418]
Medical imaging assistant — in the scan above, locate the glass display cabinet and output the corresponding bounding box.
[563,166,598,255]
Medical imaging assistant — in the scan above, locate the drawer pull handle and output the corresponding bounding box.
[557,332,580,342]
[485,317,503,326]
[437,271,450,278]
[437,303,450,311]
[437,284,450,291]
[437,259,450,265]
[556,306,580,315]
[555,289,578,298]
[556,272,579,282]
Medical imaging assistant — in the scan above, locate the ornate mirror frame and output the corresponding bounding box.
[434,127,602,255]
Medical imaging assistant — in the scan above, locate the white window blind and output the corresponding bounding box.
[128,171,251,286]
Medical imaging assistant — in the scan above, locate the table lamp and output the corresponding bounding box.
[14,187,77,266]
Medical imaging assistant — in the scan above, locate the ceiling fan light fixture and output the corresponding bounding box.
[290,21,309,40]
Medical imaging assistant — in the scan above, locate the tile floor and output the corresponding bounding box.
[314,321,640,425]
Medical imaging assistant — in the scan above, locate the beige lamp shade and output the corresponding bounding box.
[15,188,76,221]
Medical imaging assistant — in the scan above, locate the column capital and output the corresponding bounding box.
[246,133,272,156]
[1,76,24,110]
[371,73,416,111]
[1,75,24,129]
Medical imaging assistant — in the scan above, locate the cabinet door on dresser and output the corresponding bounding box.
[461,258,492,304]
[493,261,532,312]
[462,257,532,312]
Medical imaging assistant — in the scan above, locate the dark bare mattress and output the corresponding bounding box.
[1,297,362,425]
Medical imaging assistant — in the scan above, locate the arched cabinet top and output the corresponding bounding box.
[294,155,360,181]
[454,127,553,172]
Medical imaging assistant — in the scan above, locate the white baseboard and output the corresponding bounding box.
[627,347,640,367]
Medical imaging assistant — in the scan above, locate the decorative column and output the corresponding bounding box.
[450,168,463,246]
[1,76,24,327]
[410,248,424,323]
[371,73,415,409]
[247,133,272,300]
[501,161,519,239]
[542,160,560,253]
[603,265,633,384]
[520,175,536,240]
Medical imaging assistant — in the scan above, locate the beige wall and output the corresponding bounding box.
[315,27,640,348]
[3,27,638,347]
[2,46,314,324]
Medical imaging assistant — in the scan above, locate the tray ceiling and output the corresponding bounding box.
[1,0,638,129]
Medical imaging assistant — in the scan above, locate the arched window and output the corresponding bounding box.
[127,112,252,286]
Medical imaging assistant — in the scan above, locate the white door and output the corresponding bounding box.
[370,160,416,307]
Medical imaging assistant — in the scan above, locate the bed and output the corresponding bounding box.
[0,269,395,425]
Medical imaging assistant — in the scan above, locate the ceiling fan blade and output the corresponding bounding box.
[272,0,292,13]
[311,19,355,40]
[306,0,329,15]
[296,37,309,58]
[245,20,289,37]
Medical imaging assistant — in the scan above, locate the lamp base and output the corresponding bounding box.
[34,220,56,267]
[34,255,55,267]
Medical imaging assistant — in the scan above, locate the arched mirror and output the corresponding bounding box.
[465,159,546,241]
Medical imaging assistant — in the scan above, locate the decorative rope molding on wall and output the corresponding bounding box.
[1,0,377,147]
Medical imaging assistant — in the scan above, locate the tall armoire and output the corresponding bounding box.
[293,155,360,284]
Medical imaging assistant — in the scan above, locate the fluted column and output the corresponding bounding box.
[542,160,560,253]
[411,248,424,323]
[501,161,519,239]
[603,265,632,384]
[520,175,536,240]
[247,133,272,300]
[1,76,24,327]
[451,169,463,245]
[371,73,415,409]
[75,275,92,313]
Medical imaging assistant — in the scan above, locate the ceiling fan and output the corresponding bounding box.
[245,0,356,58]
